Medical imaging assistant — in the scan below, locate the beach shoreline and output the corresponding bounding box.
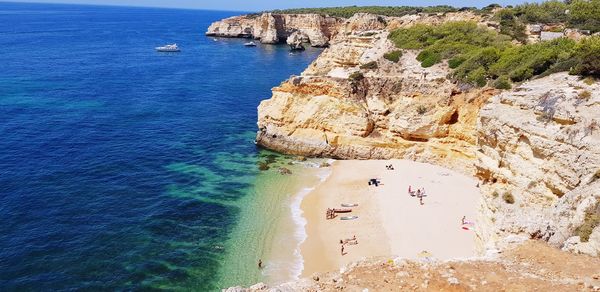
[299,159,480,277]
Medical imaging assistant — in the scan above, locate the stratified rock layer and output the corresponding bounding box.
[256,13,492,172]
[475,72,600,256]
[206,13,341,47]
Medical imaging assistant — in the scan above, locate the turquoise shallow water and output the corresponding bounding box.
[0,2,322,290]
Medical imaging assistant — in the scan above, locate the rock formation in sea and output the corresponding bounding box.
[206,13,341,47]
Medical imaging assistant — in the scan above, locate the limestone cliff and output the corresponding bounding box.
[475,72,600,256]
[256,12,493,172]
[206,13,341,47]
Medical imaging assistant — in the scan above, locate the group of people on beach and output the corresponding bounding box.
[408,185,427,205]
[325,208,336,219]
[385,164,395,170]
[339,235,358,256]
[368,178,382,187]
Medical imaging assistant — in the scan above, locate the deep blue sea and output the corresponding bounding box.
[0,2,322,290]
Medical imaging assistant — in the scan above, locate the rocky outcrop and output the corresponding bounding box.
[225,241,600,291]
[286,31,308,50]
[256,12,492,172]
[475,72,600,256]
[205,15,255,38]
[206,13,342,47]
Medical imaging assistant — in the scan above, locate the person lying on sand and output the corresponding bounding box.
[340,236,358,245]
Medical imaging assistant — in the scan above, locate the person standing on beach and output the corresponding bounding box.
[420,196,424,205]
[258,259,263,269]
[341,245,345,256]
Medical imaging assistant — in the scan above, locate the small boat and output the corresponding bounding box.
[332,208,352,213]
[155,43,180,52]
[244,41,257,47]
[340,216,358,220]
[212,38,218,41]
[341,203,358,207]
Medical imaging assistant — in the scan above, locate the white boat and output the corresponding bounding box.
[244,41,257,47]
[155,44,180,52]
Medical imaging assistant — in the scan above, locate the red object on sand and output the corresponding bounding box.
[332,208,352,213]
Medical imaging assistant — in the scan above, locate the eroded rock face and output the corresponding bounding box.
[205,15,255,38]
[206,13,342,47]
[475,73,600,256]
[286,31,308,50]
[257,13,493,172]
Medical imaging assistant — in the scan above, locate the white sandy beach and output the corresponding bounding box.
[300,159,480,276]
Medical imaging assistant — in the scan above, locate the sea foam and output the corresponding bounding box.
[288,164,333,280]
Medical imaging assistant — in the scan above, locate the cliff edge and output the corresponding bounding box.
[206,13,341,47]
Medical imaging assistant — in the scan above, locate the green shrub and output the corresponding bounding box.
[467,67,488,87]
[502,191,515,204]
[269,5,459,18]
[570,36,600,76]
[494,75,512,89]
[569,0,600,33]
[360,61,378,70]
[490,38,577,80]
[388,15,598,86]
[497,9,527,43]
[448,56,466,69]
[348,71,364,81]
[512,1,569,24]
[383,50,403,62]
[417,50,442,67]
[575,204,600,242]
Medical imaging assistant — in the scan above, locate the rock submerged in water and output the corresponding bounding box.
[257,162,269,171]
[278,167,292,175]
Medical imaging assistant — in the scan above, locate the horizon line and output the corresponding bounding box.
[0,1,257,13]
[0,1,512,14]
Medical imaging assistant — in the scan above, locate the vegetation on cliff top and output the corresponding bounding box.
[501,0,600,33]
[267,5,461,18]
[389,21,600,88]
